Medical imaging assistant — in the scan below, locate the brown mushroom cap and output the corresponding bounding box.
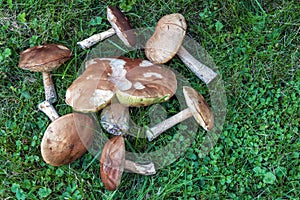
[183,86,214,131]
[65,58,116,112]
[66,57,177,111]
[107,6,136,47]
[18,44,72,72]
[100,136,125,191]
[145,13,186,64]
[115,59,177,107]
[41,113,95,166]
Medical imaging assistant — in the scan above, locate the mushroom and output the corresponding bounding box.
[38,101,95,166]
[100,136,156,191]
[145,13,217,84]
[65,57,177,112]
[146,86,214,141]
[18,44,72,103]
[77,6,135,49]
[100,102,130,135]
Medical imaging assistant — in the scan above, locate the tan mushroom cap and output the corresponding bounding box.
[115,59,177,107]
[100,136,125,191]
[145,13,186,64]
[18,44,72,72]
[41,113,95,166]
[183,86,214,131]
[65,58,116,113]
[107,6,136,47]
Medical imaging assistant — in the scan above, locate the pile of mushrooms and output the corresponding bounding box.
[18,6,217,191]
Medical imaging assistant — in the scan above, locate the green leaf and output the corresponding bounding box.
[38,187,52,198]
[17,13,27,23]
[89,17,102,26]
[263,172,276,184]
[215,21,224,32]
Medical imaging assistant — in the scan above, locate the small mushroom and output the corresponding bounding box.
[100,102,130,135]
[100,136,156,191]
[38,101,94,166]
[65,57,177,112]
[77,6,135,49]
[146,86,214,141]
[145,13,217,84]
[18,44,72,103]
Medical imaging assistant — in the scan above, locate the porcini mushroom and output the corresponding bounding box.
[100,102,130,135]
[38,101,94,166]
[18,44,72,103]
[77,6,135,49]
[146,86,214,141]
[100,136,156,191]
[65,57,177,112]
[145,13,217,84]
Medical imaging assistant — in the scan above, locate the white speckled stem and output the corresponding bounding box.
[38,101,59,121]
[77,28,116,49]
[146,108,192,141]
[177,46,218,84]
[124,160,156,175]
[42,72,57,104]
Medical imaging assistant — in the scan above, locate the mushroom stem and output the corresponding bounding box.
[77,28,116,49]
[146,108,192,141]
[177,46,218,84]
[38,100,59,121]
[124,160,156,175]
[42,72,57,103]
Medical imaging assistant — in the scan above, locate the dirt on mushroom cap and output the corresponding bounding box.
[18,44,72,72]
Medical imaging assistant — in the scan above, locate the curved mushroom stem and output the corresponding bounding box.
[77,28,116,49]
[146,108,192,141]
[124,160,156,175]
[42,72,57,103]
[38,100,59,121]
[177,46,218,84]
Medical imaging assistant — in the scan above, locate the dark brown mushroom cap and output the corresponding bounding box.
[115,59,177,107]
[145,13,186,64]
[183,86,214,131]
[18,44,72,72]
[107,6,136,47]
[100,136,125,191]
[41,113,95,166]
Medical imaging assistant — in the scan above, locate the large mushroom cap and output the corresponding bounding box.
[115,58,177,107]
[66,57,177,112]
[41,113,95,166]
[145,13,186,64]
[107,6,136,47]
[183,86,214,131]
[100,136,125,191]
[65,58,116,113]
[18,44,72,72]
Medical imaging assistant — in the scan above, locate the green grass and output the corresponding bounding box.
[1,0,299,199]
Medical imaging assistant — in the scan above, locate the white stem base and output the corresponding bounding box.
[77,28,116,49]
[38,101,59,121]
[146,108,192,141]
[124,160,156,175]
[177,46,218,84]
